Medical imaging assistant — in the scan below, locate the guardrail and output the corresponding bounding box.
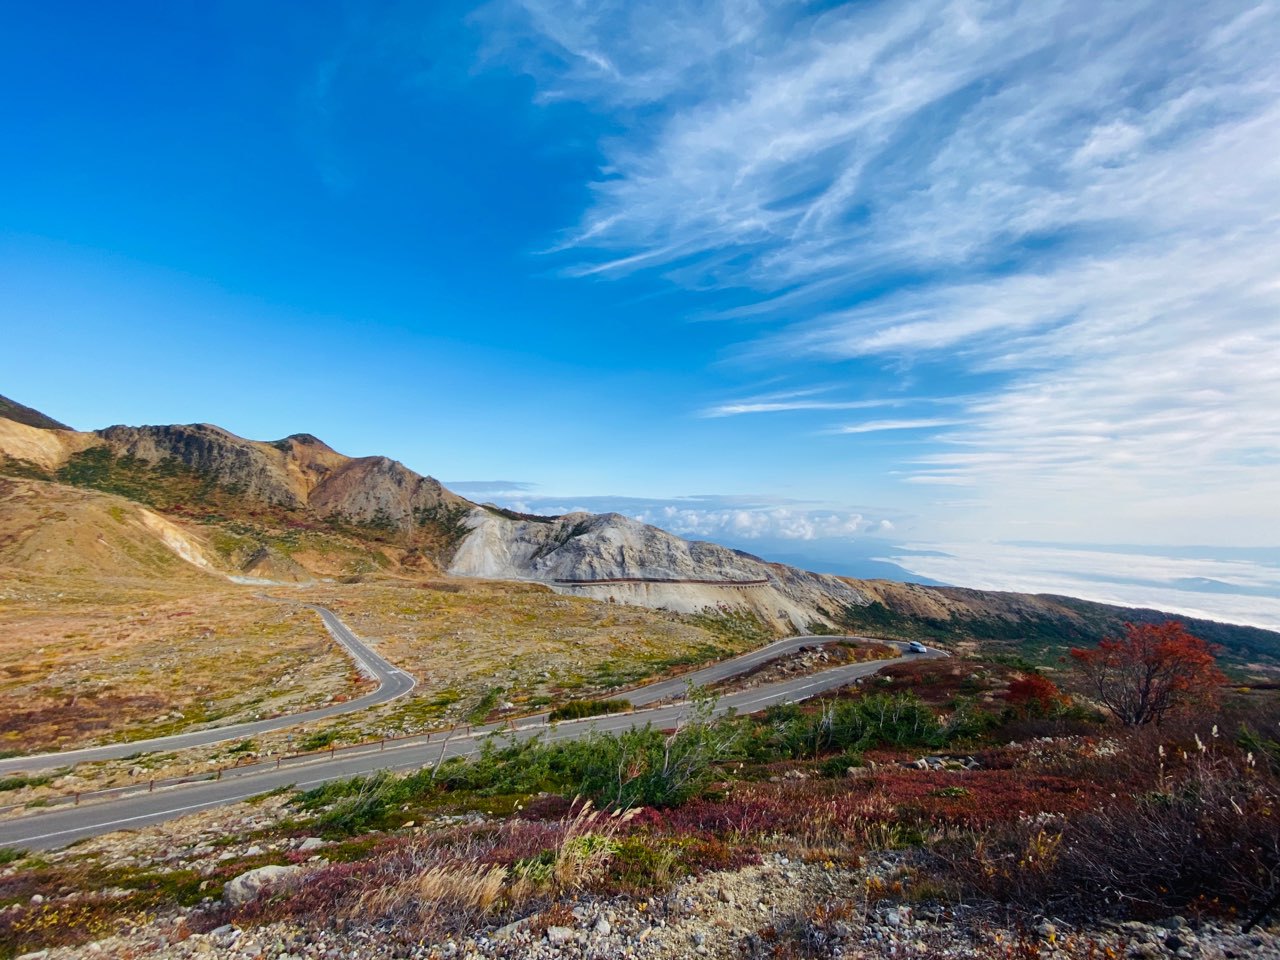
[0,721,531,818]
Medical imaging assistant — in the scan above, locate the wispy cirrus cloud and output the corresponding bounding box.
[700,396,895,418]
[699,387,965,419]
[834,419,963,435]
[484,0,1280,543]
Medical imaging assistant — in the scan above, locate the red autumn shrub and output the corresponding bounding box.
[1004,673,1065,716]
[943,739,1280,920]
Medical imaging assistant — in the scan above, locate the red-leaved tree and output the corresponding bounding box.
[1070,621,1225,726]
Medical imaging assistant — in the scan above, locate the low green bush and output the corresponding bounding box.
[745,693,944,760]
[818,750,864,778]
[301,771,406,835]
[0,774,51,793]
[298,729,341,752]
[548,699,632,721]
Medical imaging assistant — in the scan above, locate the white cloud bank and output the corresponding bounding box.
[634,505,892,542]
[485,0,1280,545]
[890,541,1280,632]
[497,493,893,541]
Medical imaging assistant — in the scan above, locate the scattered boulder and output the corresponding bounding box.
[223,864,304,906]
[545,925,574,945]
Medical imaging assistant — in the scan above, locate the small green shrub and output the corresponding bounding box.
[549,699,632,722]
[939,695,999,743]
[607,836,684,894]
[0,774,51,793]
[513,849,556,885]
[301,771,406,835]
[819,750,864,778]
[746,693,943,760]
[299,729,341,752]
[467,687,503,724]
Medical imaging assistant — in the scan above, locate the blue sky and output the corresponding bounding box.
[3,2,1279,604]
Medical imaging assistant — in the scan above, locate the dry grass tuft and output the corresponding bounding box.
[549,798,637,891]
[354,860,510,928]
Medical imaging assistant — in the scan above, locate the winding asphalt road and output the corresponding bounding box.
[616,633,910,707]
[0,604,416,777]
[0,623,940,850]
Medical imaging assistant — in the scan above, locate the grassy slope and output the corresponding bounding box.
[2,447,422,578]
[46,446,477,574]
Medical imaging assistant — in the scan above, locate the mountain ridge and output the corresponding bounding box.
[2,393,1276,665]
[0,393,71,431]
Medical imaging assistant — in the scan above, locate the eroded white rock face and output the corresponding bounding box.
[449,509,867,630]
[138,509,218,571]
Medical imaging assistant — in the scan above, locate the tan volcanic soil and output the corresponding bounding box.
[0,571,364,758]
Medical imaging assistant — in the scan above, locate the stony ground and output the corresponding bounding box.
[11,850,1280,960]
[8,797,1278,960]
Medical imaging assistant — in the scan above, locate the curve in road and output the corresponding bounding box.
[0,603,416,776]
[618,634,907,707]
[0,638,942,850]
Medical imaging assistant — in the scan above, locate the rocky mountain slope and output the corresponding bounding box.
[2,393,1277,661]
[0,409,473,574]
[0,398,867,629]
[449,508,868,629]
[86,422,472,532]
